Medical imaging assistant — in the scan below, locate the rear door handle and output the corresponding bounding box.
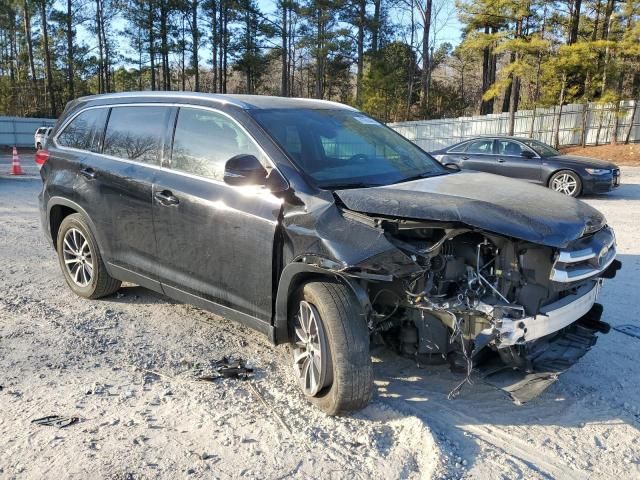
[80,167,96,179]
[461,156,469,160]
[154,190,179,206]
[497,158,506,163]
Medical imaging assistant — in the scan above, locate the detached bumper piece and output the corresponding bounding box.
[483,303,608,404]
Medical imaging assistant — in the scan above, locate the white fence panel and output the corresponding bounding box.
[389,100,639,152]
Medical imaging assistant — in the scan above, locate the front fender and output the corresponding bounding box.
[272,262,372,345]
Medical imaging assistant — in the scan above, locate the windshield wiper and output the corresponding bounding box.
[392,170,447,185]
[320,182,376,190]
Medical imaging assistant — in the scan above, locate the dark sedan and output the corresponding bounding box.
[431,136,621,197]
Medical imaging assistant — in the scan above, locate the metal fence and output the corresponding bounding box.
[389,100,640,152]
[0,116,57,148]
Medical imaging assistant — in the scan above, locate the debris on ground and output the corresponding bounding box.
[195,357,254,382]
[31,415,79,428]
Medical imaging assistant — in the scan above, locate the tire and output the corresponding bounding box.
[56,213,121,299]
[36,142,42,150]
[289,280,373,415]
[549,170,582,197]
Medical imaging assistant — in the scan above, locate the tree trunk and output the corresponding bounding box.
[507,18,523,134]
[624,99,638,144]
[160,0,170,90]
[568,0,582,44]
[601,0,615,40]
[355,0,365,107]
[280,0,288,96]
[40,0,56,117]
[191,0,200,91]
[148,2,156,91]
[211,0,218,92]
[66,0,74,101]
[480,25,497,115]
[23,0,37,87]
[372,0,380,53]
[420,0,432,112]
[553,74,567,148]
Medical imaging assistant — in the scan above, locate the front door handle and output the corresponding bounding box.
[154,190,179,206]
[461,156,469,160]
[80,167,96,179]
[497,158,506,163]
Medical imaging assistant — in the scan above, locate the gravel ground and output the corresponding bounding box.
[1,165,639,479]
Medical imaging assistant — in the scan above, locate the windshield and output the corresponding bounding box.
[522,139,560,157]
[250,108,446,188]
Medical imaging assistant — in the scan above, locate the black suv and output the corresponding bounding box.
[40,92,621,414]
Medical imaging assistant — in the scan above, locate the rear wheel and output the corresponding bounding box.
[549,170,582,197]
[56,213,121,299]
[290,281,373,415]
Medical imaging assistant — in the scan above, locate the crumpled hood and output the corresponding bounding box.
[335,171,606,247]
[552,155,618,170]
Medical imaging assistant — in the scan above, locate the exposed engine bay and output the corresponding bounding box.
[342,214,622,401]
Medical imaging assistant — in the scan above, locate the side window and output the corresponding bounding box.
[449,142,469,153]
[170,107,266,181]
[466,139,494,154]
[57,109,108,152]
[497,140,534,156]
[103,106,170,164]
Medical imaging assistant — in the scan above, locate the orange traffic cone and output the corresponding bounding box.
[11,146,23,175]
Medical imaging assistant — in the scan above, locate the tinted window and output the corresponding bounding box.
[103,106,170,164]
[522,139,559,157]
[57,109,108,152]
[467,139,494,154]
[170,107,266,181]
[496,140,533,156]
[448,142,468,153]
[251,109,445,188]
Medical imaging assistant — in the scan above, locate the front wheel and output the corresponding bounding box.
[290,281,373,415]
[549,170,582,197]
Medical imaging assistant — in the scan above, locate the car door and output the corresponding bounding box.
[458,138,498,173]
[151,106,282,324]
[494,139,543,183]
[74,105,172,289]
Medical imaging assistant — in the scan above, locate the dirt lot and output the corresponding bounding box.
[561,143,640,166]
[1,166,639,479]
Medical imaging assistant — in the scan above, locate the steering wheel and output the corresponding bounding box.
[349,153,369,163]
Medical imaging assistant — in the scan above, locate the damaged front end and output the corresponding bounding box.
[335,210,622,403]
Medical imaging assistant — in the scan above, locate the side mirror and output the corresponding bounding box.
[521,150,536,159]
[223,154,268,186]
[444,163,461,172]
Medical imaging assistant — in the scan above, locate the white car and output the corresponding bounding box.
[34,127,52,149]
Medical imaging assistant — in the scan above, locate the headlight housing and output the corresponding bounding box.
[585,168,610,175]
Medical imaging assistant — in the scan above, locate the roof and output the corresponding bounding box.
[74,91,357,111]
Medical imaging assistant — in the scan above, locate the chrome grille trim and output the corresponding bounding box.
[550,226,616,283]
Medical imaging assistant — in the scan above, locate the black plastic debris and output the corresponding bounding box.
[196,357,253,382]
[32,415,79,428]
[482,323,599,404]
[614,324,640,340]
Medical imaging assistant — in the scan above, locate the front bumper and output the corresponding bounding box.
[582,168,621,194]
[497,280,601,346]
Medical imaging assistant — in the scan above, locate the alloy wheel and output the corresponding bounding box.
[293,300,331,396]
[551,173,578,196]
[62,228,94,287]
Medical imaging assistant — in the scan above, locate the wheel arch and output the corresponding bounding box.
[47,197,106,255]
[273,262,372,345]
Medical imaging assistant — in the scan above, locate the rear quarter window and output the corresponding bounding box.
[57,108,108,152]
